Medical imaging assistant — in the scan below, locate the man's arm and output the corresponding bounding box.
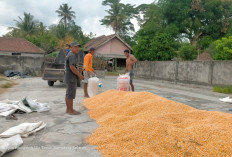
[130,55,137,64]
[69,55,84,80]
[70,65,84,80]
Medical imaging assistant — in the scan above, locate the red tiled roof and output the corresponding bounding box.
[0,37,45,53]
[84,34,131,51]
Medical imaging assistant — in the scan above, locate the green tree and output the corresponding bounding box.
[213,36,232,60]
[135,4,165,38]
[134,33,177,61]
[36,22,46,35]
[15,12,38,37]
[161,0,232,45]
[67,22,87,45]
[197,36,214,50]
[178,43,198,60]
[101,0,126,34]
[56,3,76,29]
[49,23,66,39]
[133,3,179,61]
[26,33,58,53]
[100,0,137,46]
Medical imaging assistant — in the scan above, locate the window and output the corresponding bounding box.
[12,53,21,56]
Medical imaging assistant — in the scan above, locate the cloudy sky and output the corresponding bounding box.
[0,0,154,37]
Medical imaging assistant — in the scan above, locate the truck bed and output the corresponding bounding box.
[42,68,64,81]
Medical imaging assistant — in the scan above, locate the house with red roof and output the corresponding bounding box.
[84,34,132,70]
[0,37,45,75]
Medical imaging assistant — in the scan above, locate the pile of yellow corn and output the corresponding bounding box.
[84,90,232,156]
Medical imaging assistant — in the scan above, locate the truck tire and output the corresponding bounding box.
[48,81,54,86]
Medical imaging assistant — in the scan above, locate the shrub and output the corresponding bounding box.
[213,36,232,60]
[178,43,198,61]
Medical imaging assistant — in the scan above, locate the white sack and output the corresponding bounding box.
[0,121,46,138]
[219,97,232,103]
[117,73,130,91]
[0,135,23,157]
[88,77,99,97]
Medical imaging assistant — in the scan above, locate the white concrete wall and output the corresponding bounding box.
[135,61,232,86]
[0,55,44,76]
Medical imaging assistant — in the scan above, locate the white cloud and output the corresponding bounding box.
[82,17,114,36]
[0,26,12,37]
[0,0,154,37]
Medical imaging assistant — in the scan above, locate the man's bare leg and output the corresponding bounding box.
[65,97,69,113]
[131,83,135,92]
[84,83,89,97]
[66,98,81,115]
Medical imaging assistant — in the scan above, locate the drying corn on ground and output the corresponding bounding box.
[84,90,232,157]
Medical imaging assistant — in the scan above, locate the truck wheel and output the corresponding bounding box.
[48,81,54,86]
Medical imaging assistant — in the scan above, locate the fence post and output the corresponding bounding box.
[209,61,214,85]
[175,60,179,84]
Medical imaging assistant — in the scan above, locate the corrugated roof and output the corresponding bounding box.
[0,37,45,53]
[84,34,132,51]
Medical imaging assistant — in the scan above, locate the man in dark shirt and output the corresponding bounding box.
[65,42,84,115]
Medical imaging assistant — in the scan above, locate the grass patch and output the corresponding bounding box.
[0,77,7,81]
[1,82,14,88]
[213,85,232,94]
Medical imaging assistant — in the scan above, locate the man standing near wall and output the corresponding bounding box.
[124,49,137,92]
[83,48,96,97]
[65,42,84,115]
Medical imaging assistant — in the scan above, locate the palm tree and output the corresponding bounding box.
[37,22,46,35]
[15,12,38,36]
[56,3,76,29]
[100,0,136,35]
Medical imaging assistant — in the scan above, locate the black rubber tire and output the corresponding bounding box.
[48,81,54,86]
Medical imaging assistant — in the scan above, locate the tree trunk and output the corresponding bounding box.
[64,17,67,30]
[190,32,202,45]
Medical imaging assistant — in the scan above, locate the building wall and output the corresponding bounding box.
[212,61,232,85]
[0,51,44,57]
[96,37,130,55]
[135,61,232,86]
[0,55,44,76]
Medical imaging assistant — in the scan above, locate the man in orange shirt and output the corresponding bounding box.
[83,48,96,97]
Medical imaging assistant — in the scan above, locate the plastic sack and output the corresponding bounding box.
[88,77,99,97]
[0,121,47,138]
[22,97,50,112]
[0,135,23,157]
[219,97,232,103]
[117,73,130,91]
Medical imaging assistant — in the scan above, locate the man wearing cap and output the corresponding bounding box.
[83,48,96,97]
[65,42,84,115]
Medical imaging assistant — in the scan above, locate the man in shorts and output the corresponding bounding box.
[65,42,84,115]
[124,49,137,92]
[83,48,96,97]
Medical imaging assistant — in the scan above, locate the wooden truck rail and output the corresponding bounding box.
[42,68,64,86]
